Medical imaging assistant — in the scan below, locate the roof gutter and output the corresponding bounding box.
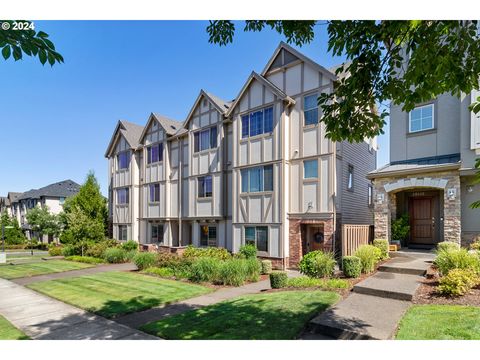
[366,163,461,180]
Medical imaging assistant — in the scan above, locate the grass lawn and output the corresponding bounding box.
[0,260,93,280]
[0,315,29,340]
[27,271,211,318]
[396,305,480,340]
[141,290,340,340]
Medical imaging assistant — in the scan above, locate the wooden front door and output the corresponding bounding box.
[307,226,324,252]
[409,197,434,245]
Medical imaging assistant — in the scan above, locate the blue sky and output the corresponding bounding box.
[0,20,389,196]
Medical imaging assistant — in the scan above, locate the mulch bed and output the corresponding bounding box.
[413,266,480,306]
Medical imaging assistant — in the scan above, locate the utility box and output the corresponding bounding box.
[0,253,6,264]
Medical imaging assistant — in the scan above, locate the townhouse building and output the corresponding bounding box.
[106,42,377,267]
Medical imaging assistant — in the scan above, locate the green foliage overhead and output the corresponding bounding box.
[207,20,480,142]
[0,20,63,65]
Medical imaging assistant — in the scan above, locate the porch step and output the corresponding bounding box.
[352,272,423,301]
[390,249,436,261]
[308,293,410,340]
[377,256,431,276]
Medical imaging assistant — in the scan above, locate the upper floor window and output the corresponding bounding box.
[117,151,130,170]
[304,94,319,126]
[147,143,163,165]
[303,159,318,179]
[198,176,213,198]
[149,183,160,203]
[409,104,434,133]
[347,164,354,191]
[194,126,217,152]
[241,107,273,138]
[200,225,217,247]
[117,188,129,205]
[241,165,273,193]
[245,226,268,252]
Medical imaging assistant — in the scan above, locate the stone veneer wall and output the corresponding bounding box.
[373,170,461,245]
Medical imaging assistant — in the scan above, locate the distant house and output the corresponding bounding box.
[0,192,22,217]
[6,180,80,243]
[105,42,377,268]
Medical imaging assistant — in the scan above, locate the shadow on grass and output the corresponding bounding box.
[95,296,182,319]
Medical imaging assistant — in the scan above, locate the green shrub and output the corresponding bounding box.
[48,245,63,256]
[245,258,261,282]
[261,260,272,274]
[183,245,231,260]
[286,276,349,289]
[373,239,389,260]
[121,240,138,252]
[471,241,480,251]
[354,245,381,273]
[437,241,461,253]
[85,239,118,258]
[299,250,336,278]
[189,257,222,283]
[434,248,480,276]
[219,258,248,286]
[239,244,257,259]
[125,249,137,261]
[437,269,480,296]
[103,247,128,263]
[391,214,410,244]
[133,252,157,270]
[269,271,288,289]
[65,256,104,264]
[62,244,76,257]
[342,256,362,278]
[142,267,175,278]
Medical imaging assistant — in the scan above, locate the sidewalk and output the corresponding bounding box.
[0,278,157,340]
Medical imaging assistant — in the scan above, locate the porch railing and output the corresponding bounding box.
[341,224,371,256]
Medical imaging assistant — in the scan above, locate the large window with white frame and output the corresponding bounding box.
[200,225,217,247]
[117,151,130,170]
[245,226,268,252]
[304,93,319,126]
[149,183,160,203]
[241,106,273,138]
[198,175,213,198]
[146,143,163,165]
[194,126,217,152]
[303,159,318,179]
[117,188,129,205]
[241,165,273,193]
[409,104,434,133]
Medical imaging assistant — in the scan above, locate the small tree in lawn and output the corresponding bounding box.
[26,206,62,243]
[62,206,105,255]
[1,210,26,245]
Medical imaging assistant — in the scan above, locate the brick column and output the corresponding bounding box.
[288,219,302,267]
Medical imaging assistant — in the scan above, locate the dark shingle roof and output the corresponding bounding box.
[17,180,80,201]
[119,120,144,149]
[205,92,233,114]
[152,113,184,136]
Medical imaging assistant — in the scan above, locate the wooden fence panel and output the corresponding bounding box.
[342,224,371,257]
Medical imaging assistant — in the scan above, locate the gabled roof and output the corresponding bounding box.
[261,41,337,82]
[182,90,233,129]
[7,192,22,203]
[138,113,184,144]
[104,120,144,158]
[17,180,80,201]
[226,71,295,116]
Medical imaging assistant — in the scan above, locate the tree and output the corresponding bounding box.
[0,20,63,65]
[0,210,26,245]
[62,206,105,253]
[207,20,480,142]
[25,206,62,242]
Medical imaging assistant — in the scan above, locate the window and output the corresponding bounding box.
[194,126,217,152]
[198,176,213,198]
[59,197,65,205]
[200,225,217,247]
[241,106,274,138]
[241,165,273,193]
[151,224,164,244]
[117,151,130,170]
[368,184,374,207]
[245,226,268,252]
[118,225,128,241]
[303,159,318,179]
[304,94,319,126]
[149,183,160,203]
[409,104,434,133]
[117,188,129,205]
[147,143,163,164]
[347,165,354,191]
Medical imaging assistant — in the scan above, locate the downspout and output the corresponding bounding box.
[178,137,183,247]
[332,141,337,255]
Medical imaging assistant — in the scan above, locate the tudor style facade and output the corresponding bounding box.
[105,42,377,268]
[368,91,480,248]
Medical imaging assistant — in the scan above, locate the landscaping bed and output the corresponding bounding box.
[396,305,480,340]
[0,259,94,280]
[141,290,340,340]
[27,271,211,318]
[0,315,29,340]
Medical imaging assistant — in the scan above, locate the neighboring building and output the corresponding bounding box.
[105,42,377,268]
[6,180,80,242]
[368,91,480,248]
[0,192,22,217]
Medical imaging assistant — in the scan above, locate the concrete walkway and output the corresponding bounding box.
[116,270,301,329]
[306,250,435,340]
[13,263,137,286]
[0,278,157,340]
